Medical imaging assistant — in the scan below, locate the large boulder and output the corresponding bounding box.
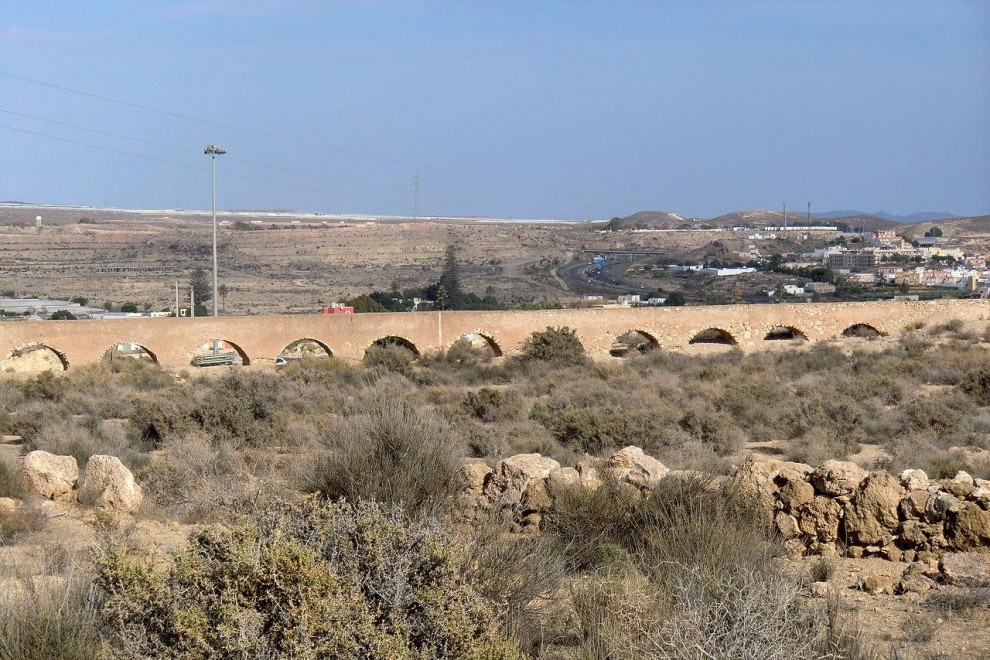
[484,453,560,506]
[944,502,990,550]
[731,456,811,517]
[20,451,78,500]
[926,491,961,522]
[605,446,668,488]
[844,472,903,545]
[779,477,815,514]
[943,471,976,499]
[457,460,492,496]
[797,497,842,542]
[79,455,143,513]
[810,460,867,497]
[899,469,930,491]
[940,552,990,587]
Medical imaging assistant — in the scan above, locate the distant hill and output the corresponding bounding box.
[899,215,990,238]
[814,210,958,223]
[605,211,687,230]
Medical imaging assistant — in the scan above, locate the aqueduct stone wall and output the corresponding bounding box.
[1,299,987,371]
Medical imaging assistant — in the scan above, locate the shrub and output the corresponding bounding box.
[463,387,522,423]
[959,366,990,405]
[363,344,416,375]
[0,562,102,660]
[97,497,523,659]
[301,380,463,518]
[0,502,47,541]
[0,461,24,499]
[519,326,586,366]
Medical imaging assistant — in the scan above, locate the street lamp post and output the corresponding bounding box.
[204,145,226,318]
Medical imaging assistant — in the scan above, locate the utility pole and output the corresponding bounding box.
[203,145,226,317]
[807,200,812,223]
[413,173,420,219]
[175,281,179,317]
[190,287,195,318]
[782,203,787,231]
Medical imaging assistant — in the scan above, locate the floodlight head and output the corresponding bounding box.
[203,144,226,155]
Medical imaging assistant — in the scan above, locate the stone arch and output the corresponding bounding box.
[841,323,884,339]
[688,328,738,346]
[368,335,420,357]
[610,329,661,357]
[449,332,503,358]
[2,343,69,372]
[763,326,808,341]
[102,342,159,363]
[191,339,251,366]
[277,338,333,362]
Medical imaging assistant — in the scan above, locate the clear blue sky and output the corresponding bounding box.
[2,1,988,219]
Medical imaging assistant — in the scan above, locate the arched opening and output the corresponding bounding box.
[191,339,250,367]
[1,344,69,372]
[103,342,158,363]
[367,336,420,357]
[448,333,503,361]
[364,336,419,372]
[610,330,660,357]
[841,324,883,339]
[689,328,738,346]
[276,338,333,365]
[764,326,808,342]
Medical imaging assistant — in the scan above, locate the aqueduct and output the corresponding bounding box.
[1,299,987,371]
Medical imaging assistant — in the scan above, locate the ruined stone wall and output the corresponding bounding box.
[1,298,987,370]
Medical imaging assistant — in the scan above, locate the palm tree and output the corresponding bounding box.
[218,284,229,314]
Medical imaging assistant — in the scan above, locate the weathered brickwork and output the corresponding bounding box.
[1,299,987,370]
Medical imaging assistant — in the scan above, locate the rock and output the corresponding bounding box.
[900,490,929,520]
[899,469,930,491]
[547,466,581,490]
[810,460,868,497]
[797,497,842,542]
[522,480,552,512]
[779,478,815,514]
[775,511,801,539]
[0,497,22,513]
[810,582,831,598]
[484,453,560,506]
[944,502,990,550]
[846,546,864,559]
[971,485,990,509]
[457,460,491,495]
[926,491,961,522]
[784,538,806,559]
[79,455,143,513]
[898,520,932,549]
[20,451,78,500]
[732,456,810,517]
[943,471,976,498]
[940,553,990,587]
[860,575,894,595]
[882,545,904,562]
[898,564,937,595]
[605,446,668,488]
[845,472,904,545]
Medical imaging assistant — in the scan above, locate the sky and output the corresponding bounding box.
[1,0,988,220]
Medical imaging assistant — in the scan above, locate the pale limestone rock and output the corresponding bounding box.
[899,469,930,491]
[940,553,990,587]
[484,453,560,506]
[79,455,143,513]
[20,451,78,500]
[943,471,976,498]
[605,446,668,488]
[457,460,492,495]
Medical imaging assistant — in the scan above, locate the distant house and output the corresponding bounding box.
[827,252,878,271]
[805,282,836,294]
[617,294,641,305]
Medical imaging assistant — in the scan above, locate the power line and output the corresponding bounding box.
[0,70,653,207]
[0,123,414,210]
[0,106,556,216]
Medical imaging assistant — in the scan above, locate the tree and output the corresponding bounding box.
[344,294,388,313]
[218,284,229,314]
[119,302,139,313]
[438,245,463,310]
[925,226,943,238]
[49,309,77,320]
[70,296,88,306]
[190,267,211,305]
[665,291,686,306]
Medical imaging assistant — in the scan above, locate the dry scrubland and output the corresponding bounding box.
[1,321,990,657]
